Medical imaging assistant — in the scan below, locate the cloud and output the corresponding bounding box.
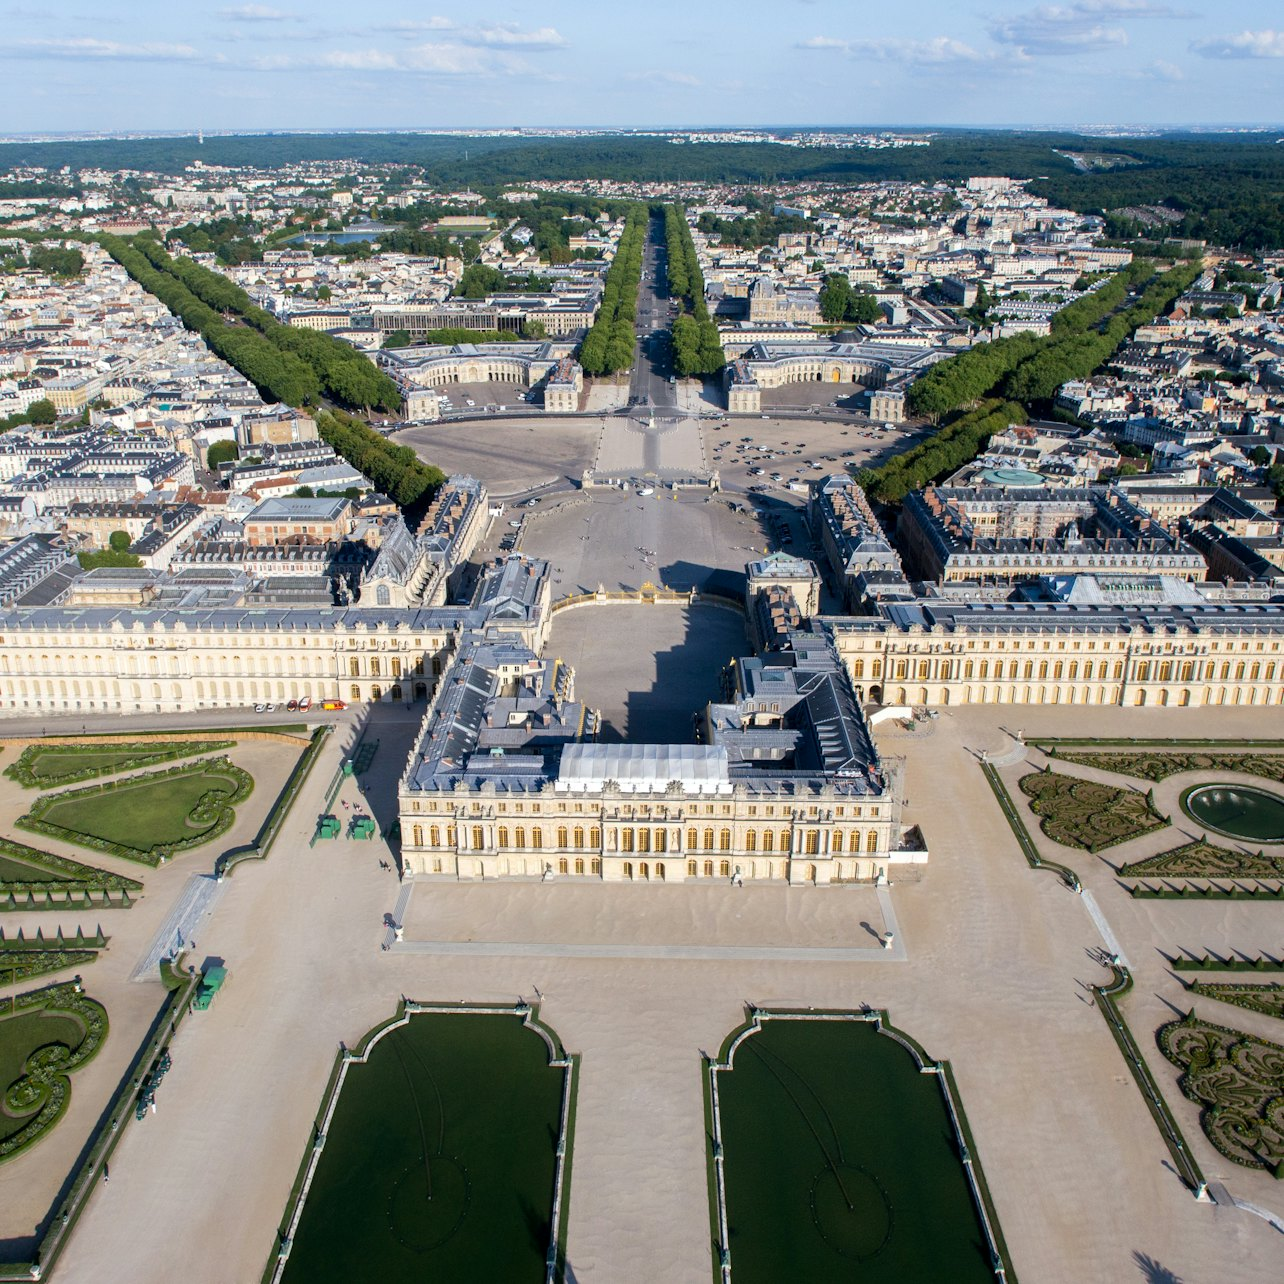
[248,41,535,77]
[466,24,567,50]
[798,36,994,65]
[3,37,205,62]
[624,69,702,87]
[368,19,565,49]
[217,4,300,20]
[1191,29,1284,59]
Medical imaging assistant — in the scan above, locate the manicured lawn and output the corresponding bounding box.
[281,1013,567,1284]
[7,740,234,788]
[0,1010,86,1144]
[25,762,251,861]
[716,1019,993,1284]
[0,853,68,882]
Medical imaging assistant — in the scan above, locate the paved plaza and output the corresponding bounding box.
[527,489,768,597]
[0,702,1273,1284]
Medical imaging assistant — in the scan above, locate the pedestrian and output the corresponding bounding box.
[103,1164,109,1183]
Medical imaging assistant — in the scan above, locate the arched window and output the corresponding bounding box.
[832,831,844,853]
[557,826,568,848]
[866,830,878,852]
[702,827,714,851]
[762,830,774,852]
[805,831,819,855]
[531,827,543,850]
[574,826,585,848]
[589,827,600,848]
[575,858,585,875]
[412,825,423,846]
[719,860,731,878]
[590,857,600,874]
[779,829,790,852]
[745,830,757,852]
[853,659,864,678]
[514,826,526,849]
[687,860,698,877]
[471,825,483,850]
[498,826,509,847]
[621,828,634,852]
[719,828,732,851]
[430,825,441,846]
[687,827,698,850]
[655,830,667,852]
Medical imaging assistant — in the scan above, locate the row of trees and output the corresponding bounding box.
[314,408,444,510]
[856,401,1028,504]
[102,235,402,413]
[663,205,723,377]
[384,325,544,349]
[906,259,1200,419]
[577,205,647,376]
[101,234,323,406]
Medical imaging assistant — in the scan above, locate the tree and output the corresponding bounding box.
[316,285,332,302]
[819,274,853,324]
[108,530,131,552]
[382,329,412,349]
[206,439,239,470]
[27,399,56,424]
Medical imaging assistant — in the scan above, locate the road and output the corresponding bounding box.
[628,214,679,412]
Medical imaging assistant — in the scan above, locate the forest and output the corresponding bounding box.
[5,131,1283,247]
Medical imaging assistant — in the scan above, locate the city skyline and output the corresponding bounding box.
[4,1,1283,135]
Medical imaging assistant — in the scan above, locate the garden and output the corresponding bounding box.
[1018,769,1168,852]
[1046,748,1284,785]
[275,1009,573,1284]
[709,1015,1001,1283]
[1187,981,1284,1022]
[4,739,233,789]
[1118,838,1284,881]
[1158,1014,1284,1174]
[0,981,108,1163]
[17,758,253,865]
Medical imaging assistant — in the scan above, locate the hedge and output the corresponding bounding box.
[4,739,234,789]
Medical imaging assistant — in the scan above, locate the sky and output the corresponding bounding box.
[5,1,1284,135]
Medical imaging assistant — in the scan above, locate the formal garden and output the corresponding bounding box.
[1018,768,1168,852]
[4,740,233,789]
[16,757,254,866]
[0,981,108,1164]
[707,1014,1005,1284]
[273,1006,576,1284]
[1157,1014,1284,1174]
[1046,748,1284,785]
[1187,981,1284,1022]
[0,834,142,912]
[1118,838,1284,880]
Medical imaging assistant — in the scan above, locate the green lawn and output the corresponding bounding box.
[0,1010,86,1144]
[7,739,233,788]
[36,766,247,853]
[280,1013,567,1284]
[0,853,68,882]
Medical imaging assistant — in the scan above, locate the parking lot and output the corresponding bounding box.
[700,416,931,495]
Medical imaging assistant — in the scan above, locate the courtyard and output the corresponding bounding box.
[545,603,746,742]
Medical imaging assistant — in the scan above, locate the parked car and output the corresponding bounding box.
[298,697,312,712]
[286,699,298,712]
[321,699,346,711]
